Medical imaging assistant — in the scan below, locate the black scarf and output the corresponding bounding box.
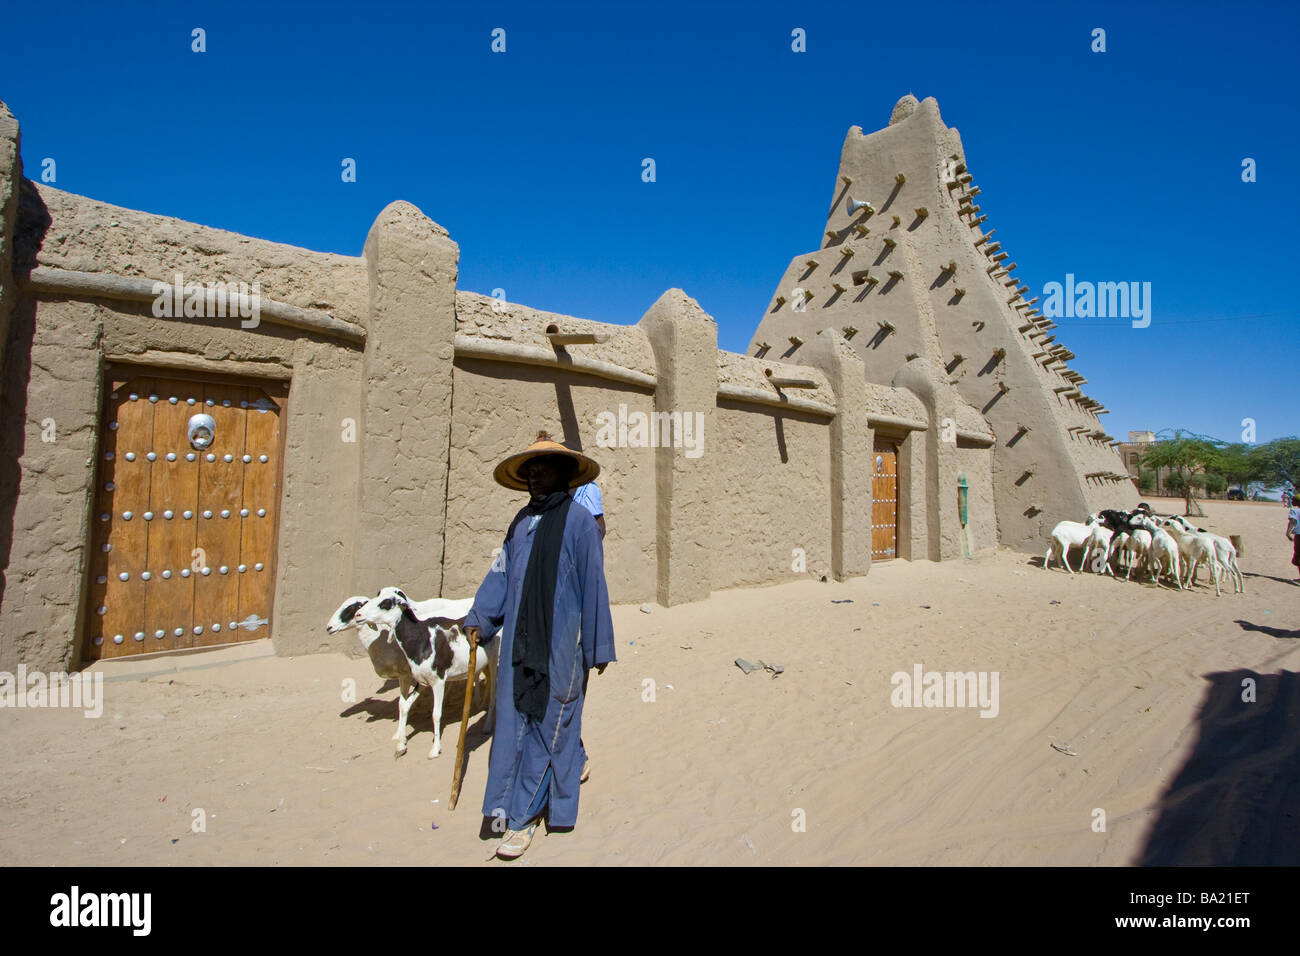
[513,489,573,723]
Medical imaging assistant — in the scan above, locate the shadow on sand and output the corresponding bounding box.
[1137,668,1300,864]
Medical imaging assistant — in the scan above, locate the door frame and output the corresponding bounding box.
[78,362,290,662]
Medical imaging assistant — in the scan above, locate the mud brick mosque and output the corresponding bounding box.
[0,94,1134,669]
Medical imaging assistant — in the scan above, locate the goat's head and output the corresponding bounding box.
[326,595,372,634]
[355,587,415,632]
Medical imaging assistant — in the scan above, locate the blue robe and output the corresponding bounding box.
[465,499,616,828]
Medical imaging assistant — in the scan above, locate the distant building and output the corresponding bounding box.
[1116,430,1173,494]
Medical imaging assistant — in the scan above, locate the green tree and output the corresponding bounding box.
[1255,437,1300,489]
[1213,442,1269,493]
[1141,433,1222,515]
[1138,469,1155,493]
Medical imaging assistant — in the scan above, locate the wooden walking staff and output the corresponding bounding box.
[449,626,479,809]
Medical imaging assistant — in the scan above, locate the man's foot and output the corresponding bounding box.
[496,821,539,860]
[581,759,591,783]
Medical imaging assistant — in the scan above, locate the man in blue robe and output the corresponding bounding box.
[465,431,616,859]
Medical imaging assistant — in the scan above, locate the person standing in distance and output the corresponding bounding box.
[572,480,605,538]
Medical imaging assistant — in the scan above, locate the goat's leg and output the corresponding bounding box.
[428,677,445,758]
[1043,544,1053,571]
[1108,538,1125,574]
[395,676,418,757]
[393,673,411,741]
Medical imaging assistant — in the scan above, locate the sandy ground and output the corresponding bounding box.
[2,497,1297,866]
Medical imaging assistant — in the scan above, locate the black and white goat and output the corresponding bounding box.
[354,587,498,759]
[326,595,419,748]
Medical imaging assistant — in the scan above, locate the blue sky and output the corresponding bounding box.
[4,0,1297,442]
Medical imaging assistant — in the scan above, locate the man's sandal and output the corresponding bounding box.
[496,821,539,859]
[581,759,591,784]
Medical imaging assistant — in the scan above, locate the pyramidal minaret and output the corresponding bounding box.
[748,95,1136,551]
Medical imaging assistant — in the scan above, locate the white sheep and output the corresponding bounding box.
[1158,518,1223,597]
[1044,518,1106,573]
[1122,528,1153,581]
[1083,524,1114,574]
[1167,516,1243,594]
[1134,517,1183,590]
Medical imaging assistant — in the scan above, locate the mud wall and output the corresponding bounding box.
[0,180,367,670]
[0,97,1002,672]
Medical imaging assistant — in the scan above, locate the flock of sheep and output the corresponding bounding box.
[1044,505,1243,596]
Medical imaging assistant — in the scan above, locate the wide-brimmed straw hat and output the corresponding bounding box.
[493,430,600,491]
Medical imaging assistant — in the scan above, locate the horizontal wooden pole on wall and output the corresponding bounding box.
[716,382,836,418]
[21,266,366,345]
[764,368,818,389]
[103,351,293,380]
[545,324,610,345]
[454,333,657,389]
[867,413,928,432]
